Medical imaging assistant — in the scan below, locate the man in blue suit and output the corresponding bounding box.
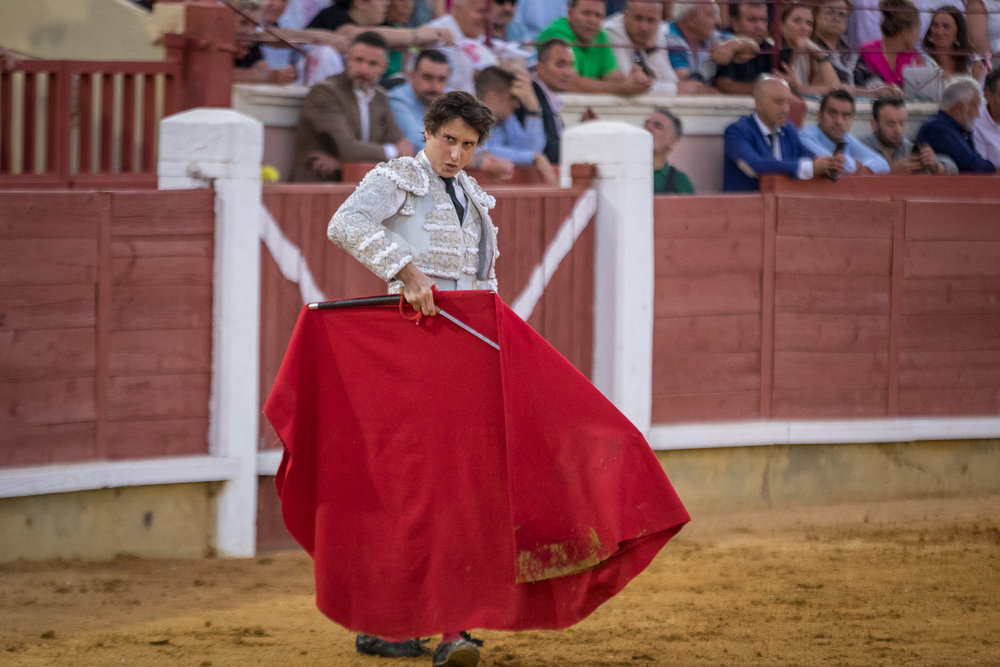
[723,75,843,192]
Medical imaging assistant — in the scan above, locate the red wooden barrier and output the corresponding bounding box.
[653,190,1000,423]
[0,190,215,468]
[0,62,182,189]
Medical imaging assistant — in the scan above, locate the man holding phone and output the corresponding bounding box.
[861,97,957,174]
[800,89,890,177]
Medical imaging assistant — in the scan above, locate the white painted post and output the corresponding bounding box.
[560,122,654,435]
[158,109,263,557]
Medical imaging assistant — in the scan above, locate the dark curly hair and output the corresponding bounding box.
[423,91,496,147]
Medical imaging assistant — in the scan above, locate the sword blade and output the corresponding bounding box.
[438,309,500,351]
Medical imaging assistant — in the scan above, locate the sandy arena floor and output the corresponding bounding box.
[2,496,999,667]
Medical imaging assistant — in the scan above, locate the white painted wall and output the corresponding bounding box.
[159,108,264,558]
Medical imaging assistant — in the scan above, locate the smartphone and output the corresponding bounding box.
[834,141,847,155]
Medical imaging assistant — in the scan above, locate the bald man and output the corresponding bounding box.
[723,76,843,191]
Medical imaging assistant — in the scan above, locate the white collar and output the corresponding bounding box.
[353,86,376,104]
[753,112,780,138]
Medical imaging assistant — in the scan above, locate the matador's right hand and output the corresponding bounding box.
[396,263,439,317]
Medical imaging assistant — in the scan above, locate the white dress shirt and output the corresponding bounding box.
[354,86,398,159]
[973,103,1000,166]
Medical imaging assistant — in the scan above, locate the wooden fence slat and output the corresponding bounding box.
[652,391,760,423]
[121,74,136,173]
[110,237,213,259]
[900,350,1000,389]
[654,314,761,355]
[111,284,213,330]
[0,376,96,426]
[1,423,97,468]
[774,274,890,314]
[0,285,96,330]
[79,73,93,175]
[111,190,216,236]
[760,195,776,419]
[95,194,111,459]
[109,329,211,376]
[773,388,888,419]
[655,274,762,317]
[0,70,12,173]
[653,195,764,238]
[901,313,1000,351]
[902,278,1000,314]
[904,241,1000,278]
[898,387,1000,416]
[776,236,892,276]
[773,313,890,353]
[112,255,213,286]
[888,201,905,415]
[777,196,895,239]
[773,351,890,389]
[23,72,36,174]
[905,202,1000,241]
[0,328,96,379]
[106,418,210,459]
[654,236,764,276]
[141,74,157,172]
[0,192,101,238]
[107,374,211,421]
[100,72,115,173]
[652,352,761,395]
[0,239,98,285]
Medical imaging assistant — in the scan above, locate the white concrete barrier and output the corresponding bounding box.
[159,108,264,558]
[561,122,654,435]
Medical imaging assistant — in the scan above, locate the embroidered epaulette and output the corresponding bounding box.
[463,174,496,210]
[362,157,430,196]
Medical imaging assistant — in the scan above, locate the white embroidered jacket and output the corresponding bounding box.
[328,152,499,292]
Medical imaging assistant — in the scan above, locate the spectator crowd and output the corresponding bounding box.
[225,0,1000,192]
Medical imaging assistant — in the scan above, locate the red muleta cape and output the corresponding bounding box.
[265,291,689,637]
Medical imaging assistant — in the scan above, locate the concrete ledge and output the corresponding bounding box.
[657,439,1000,516]
[0,456,239,499]
[0,483,213,562]
[257,449,283,476]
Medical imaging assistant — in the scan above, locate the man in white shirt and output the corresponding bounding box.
[973,67,1000,165]
[292,32,414,181]
[799,89,891,175]
[428,0,499,94]
[603,0,707,95]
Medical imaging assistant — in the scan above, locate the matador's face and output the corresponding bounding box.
[424,118,481,178]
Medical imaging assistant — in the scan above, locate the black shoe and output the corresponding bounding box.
[459,631,484,647]
[432,639,480,667]
[356,633,431,658]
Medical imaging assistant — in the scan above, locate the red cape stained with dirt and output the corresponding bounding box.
[265,291,689,637]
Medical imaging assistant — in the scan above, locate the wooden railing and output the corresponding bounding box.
[0,61,181,189]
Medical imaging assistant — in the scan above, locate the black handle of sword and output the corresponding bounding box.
[308,296,400,310]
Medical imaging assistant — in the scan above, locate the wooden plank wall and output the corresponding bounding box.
[258,184,596,450]
[651,195,766,422]
[652,193,1000,423]
[0,190,215,468]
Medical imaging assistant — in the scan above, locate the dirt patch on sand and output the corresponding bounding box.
[2,496,998,667]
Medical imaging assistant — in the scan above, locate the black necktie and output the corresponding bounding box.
[441,177,465,225]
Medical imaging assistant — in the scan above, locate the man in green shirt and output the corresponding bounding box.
[536,0,651,96]
[645,107,695,195]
